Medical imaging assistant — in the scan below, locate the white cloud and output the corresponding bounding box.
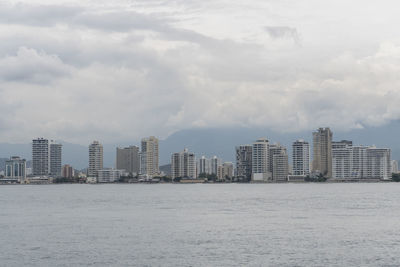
[0,0,399,144]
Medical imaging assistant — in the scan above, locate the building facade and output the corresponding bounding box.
[5,156,26,182]
[252,138,271,181]
[140,136,159,177]
[116,146,140,175]
[61,164,74,179]
[272,152,289,182]
[97,168,123,183]
[50,141,62,177]
[235,145,252,181]
[88,141,103,177]
[171,149,196,179]
[198,156,211,175]
[292,140,310,176]
[32,138,50,176]
[312,128,333,177]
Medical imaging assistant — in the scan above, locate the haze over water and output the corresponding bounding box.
[1,184,400,266]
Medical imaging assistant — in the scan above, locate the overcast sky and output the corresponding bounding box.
[0,0,400,144]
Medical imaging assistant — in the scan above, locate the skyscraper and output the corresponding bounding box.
[235,145,252,181]
[272,152,289,182]
[198,156,211,175]
[5,156,26,183]
[88,141,103,177]
[116,146,140,175]
[312,128,333,177]
[252,138,270,181]
[171,149,196,179]
[210,156,221,175]
[32,138,50,176]
[292,140,310,176]
[332,140,353,179]
[50,141,62,177]
[140,136,159,177]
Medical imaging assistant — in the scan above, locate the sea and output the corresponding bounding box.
[1,183,400,266]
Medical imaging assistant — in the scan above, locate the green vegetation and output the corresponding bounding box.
[304,174,327,182]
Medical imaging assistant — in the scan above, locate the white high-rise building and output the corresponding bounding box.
[116,146,140,175]
[272,152,289,182]
[312,127,333,177]
[210,156,221,175]
[217,162,234,180]
[292,140,310,176]
[140,136,159,177]
[332,141,353,179]
[50,141,62,177]
[88,141,103,178]
[97,168,123,183]
[391,160,399,174]
[171,149,196,179]
[198,156,211,175]
[252,138,271,181]
[5,156,26,183]
[235,145,252,181]
[365,147,391,180]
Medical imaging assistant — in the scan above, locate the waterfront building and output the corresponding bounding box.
[116,146,140,175]
[391,160,399,174]
[50,141,62,177]
[332,141,353,179]
[252,138,271,181]
[198,156,211,176]
[88,141,103,177]
[97,168,123,183]
[5,156,26,183]
[272,151,289,182]
[140,136,159,177]
[235,145,252,181]
[365,147,391,180]
[32,138,50,176]
[171,148,196,179]
[312,128,333,177]
[61,164,74,179]
[218,162,234,180]
[210,156,221,175]
[292,140,310,176]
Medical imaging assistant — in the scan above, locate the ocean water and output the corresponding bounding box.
[1,183,400,266]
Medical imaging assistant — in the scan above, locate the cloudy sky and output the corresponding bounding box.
[1,0,400,144]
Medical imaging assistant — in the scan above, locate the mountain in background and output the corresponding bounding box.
[0,121,399,169]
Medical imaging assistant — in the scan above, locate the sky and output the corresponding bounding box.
[0,0,400,145]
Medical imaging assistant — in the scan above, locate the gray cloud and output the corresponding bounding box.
[264,26,300,44]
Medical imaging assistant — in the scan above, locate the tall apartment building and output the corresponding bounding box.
[252,138,271,181]
[32,138,50,176]
[312,127,333,177]
[365,148,391,180]
[210,156,221,175]
[97,168,123,183]
[235,145,252,181]
[88,141,103,177]
[171,149,196,179]
[61,164,74,179]
[269,143,287,176]
[217,162,234,180]
[5,156,26,182]
[198,156,211,175]
[332,141,353,179]
[140,136,159,177]
[392,160,399,174]
[272,152,289,182]
[50,141,62,177]
[292,140,310,176]
[116,146,140,175]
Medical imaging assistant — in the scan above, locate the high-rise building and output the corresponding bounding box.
[391,160,399,174]
[32,138,50,176]
[88,141,103,177]
[252,138,271,181]
[171,149,196,179]
[365,147,391,180]
[50,141,62,177]
[61,164,74,178]
[197,156,211,175]
[312,128,333,177]
[140,136,159,177]
[116,146,140,175]
[210,156,221,175]
[235,145,252,181]
[217,162,234,180]
[5,156,26,182]
[292,140,310,176]
[332,141,353,179]
[272,152,289,182]
[269,143,287,175]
